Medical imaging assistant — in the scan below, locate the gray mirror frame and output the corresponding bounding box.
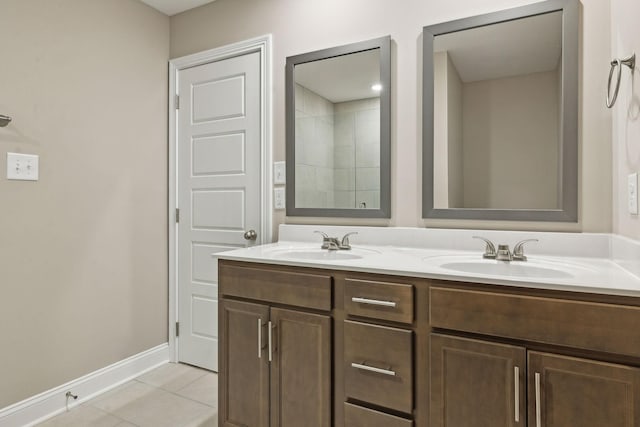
[422,0,578,222]
[285,36,392,218]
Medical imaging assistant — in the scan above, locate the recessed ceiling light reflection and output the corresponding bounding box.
[371,83,383,92]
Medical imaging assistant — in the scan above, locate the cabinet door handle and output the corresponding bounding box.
[535,372,542,427]
[351,297,397,308]
[514,366,520,422]
[257,318,262,359]
[351,362,396,376]
[268,321,273,362]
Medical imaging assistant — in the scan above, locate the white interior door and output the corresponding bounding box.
[177,51,262,371]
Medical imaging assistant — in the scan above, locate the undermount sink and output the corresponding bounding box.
[422,255,579,279]
[267,247,379,261]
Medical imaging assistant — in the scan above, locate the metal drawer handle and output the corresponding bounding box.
[268,321,273,362]
[514,366,520,422]
[351,362,396,376]
[351,297,397,308]
[535,372,542,427]
[257,318,262,359]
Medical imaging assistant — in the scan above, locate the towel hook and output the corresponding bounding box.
[606,53,635,108]
[0,114,11,127]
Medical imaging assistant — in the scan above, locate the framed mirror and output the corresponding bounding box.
[422,0,578,222]
[286,36,391,218]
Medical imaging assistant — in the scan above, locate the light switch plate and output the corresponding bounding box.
[274,187,285,210]
[273,161,286,184]
[7,152,39,181]
[629,173,638,215]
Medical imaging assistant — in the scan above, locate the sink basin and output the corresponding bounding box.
[423,255,578,279]
[440,260,573,279]
[267,247,379,261]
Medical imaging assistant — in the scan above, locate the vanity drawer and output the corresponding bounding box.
[430,286,640,357]
[344,278,414,324]
[344,402,413,427]
[219,262,332,311]
[344,320,413,413]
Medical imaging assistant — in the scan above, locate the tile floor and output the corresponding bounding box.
[36,363,217,427]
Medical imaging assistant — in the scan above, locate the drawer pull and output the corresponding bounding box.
[514,366,519,422]
[535,372,541,427]
[257,318,262,359]
[268,321,273,362]
[351,297,397,308]
[351,362,396,376]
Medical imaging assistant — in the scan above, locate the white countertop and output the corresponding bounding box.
[217,225,640,297]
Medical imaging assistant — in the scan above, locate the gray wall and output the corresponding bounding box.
[0,0,170,408]
[462,70,560,209]
[171,0,613,233]
[611,0,640,240]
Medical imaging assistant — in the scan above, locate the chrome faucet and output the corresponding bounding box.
[339,232,358,250]
[314,231,340,250]
[512,239,538,261]
[496,244,513,261]
[314,231,358,251]
[472,236,497,259]
[473,236,538,262]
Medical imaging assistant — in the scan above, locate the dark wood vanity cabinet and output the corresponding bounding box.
[218,262,332,427]
[339,275,419,426]
[430,333,640,427]
[219,260,640,427]
[528,352,640,427]
[219,299,270,427]
[429,286,640,427]
[430,334,526,427]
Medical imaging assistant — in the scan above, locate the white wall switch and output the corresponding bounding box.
[7,153,39,181]
[629,173,638,215]
[273,161,286,184]
[274,187,286,210]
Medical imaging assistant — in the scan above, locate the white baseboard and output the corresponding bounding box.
[0,343,170,427]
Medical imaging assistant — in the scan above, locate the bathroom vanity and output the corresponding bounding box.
[217,226,640,427]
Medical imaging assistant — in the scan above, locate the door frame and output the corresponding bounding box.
[168,35,273,363]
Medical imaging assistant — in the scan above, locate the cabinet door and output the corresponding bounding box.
[528,352,640,427]
[219,299,270,427]
[430,334,526,427]
[270,308,331,427]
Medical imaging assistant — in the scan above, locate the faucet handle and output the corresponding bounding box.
[513,239,539,261]
[340,232,358,250]
[314,231,329,239]
[314,231,340,250]
[314,231,330,250]
[472,236,497,259]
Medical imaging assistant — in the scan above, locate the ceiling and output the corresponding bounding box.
[295,49,382,103]
[434,11,562,82]
[139,0,216,16]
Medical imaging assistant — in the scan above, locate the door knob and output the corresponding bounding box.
[244,229,258,241]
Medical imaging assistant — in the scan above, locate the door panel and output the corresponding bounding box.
[219,300,270,427]
[192,133,246,175]
[192,74,246,121]
[192,189,245,229]
[271,308,331,427]
[430,334,526,427]
[528,351,640,427]
[191,296,217,338]
[178,51,262,371]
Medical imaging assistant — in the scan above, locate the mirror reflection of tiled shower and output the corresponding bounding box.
[295,83,380,209]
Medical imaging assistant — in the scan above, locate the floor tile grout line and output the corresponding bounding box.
[167,387,218,409]
[133,363,210,394]
[167,367,211,393]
